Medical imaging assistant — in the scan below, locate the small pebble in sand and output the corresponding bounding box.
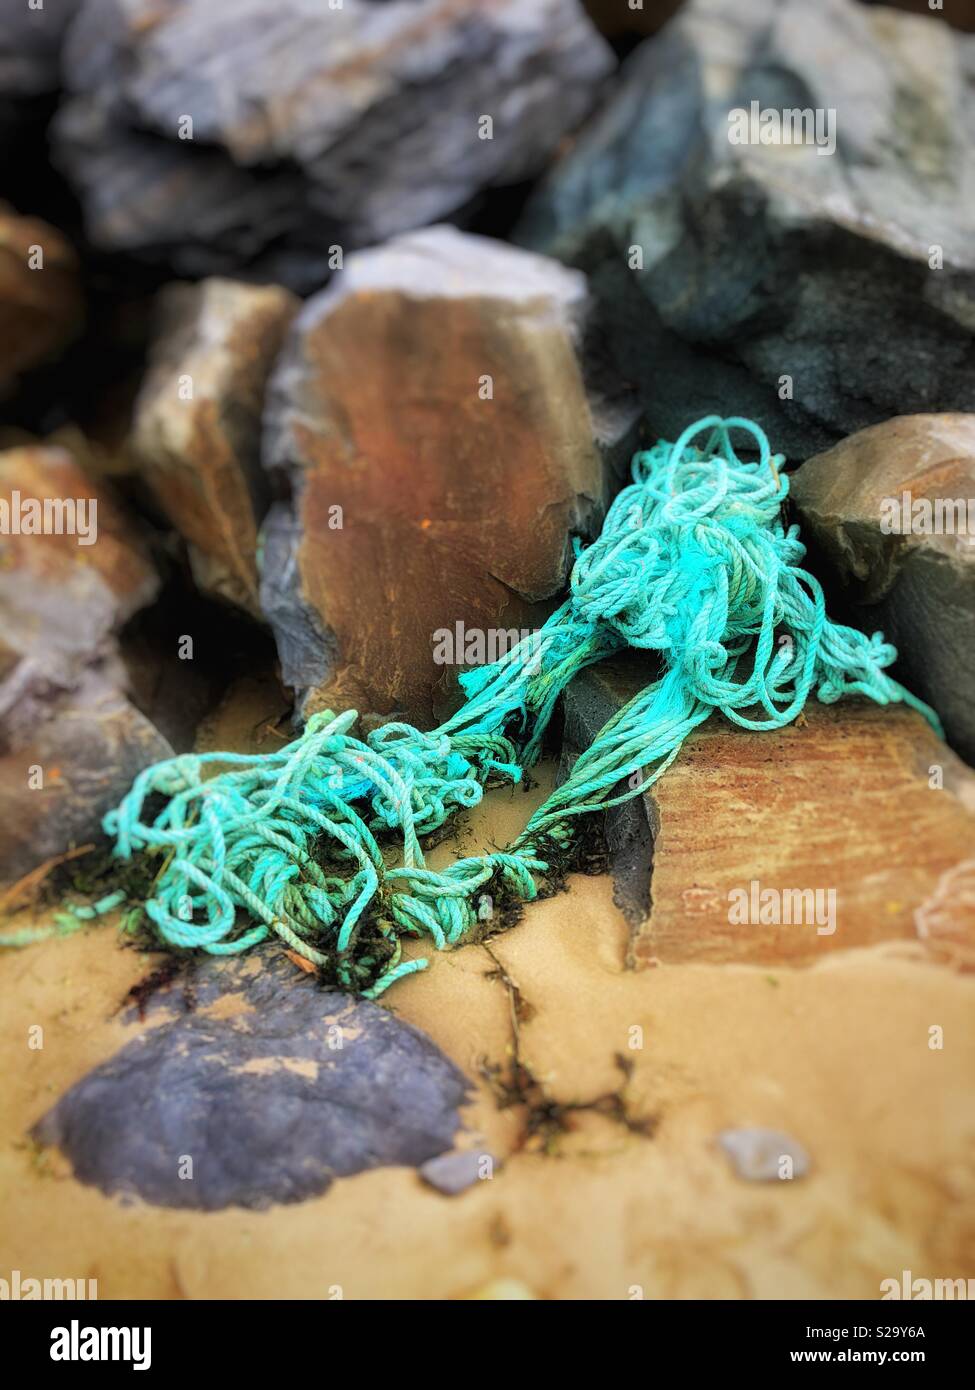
[419,1149,496,1196]
[717,1127,811,1182]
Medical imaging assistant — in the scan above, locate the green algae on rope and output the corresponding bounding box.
[99,416,942,996]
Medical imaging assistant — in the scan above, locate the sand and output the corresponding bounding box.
[1,758,974,1300]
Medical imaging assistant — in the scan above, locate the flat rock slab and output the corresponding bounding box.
[561,653,975,967]
[33,954,471,1211]
[791,413,975,765]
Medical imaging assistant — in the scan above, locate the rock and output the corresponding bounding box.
[419,1148,495,1196]
[262,225,620,726]
[517,0,975,460]
[559,657,655,939]
[0,1,79,101]
[717,1127,810,1182]
[790,414,975,765]
[861,0,975,32]
[0,205,82,395]
[131,278,299,615]
[52,0,614,291]
[582,0,685,40]
[0,661,172,883]
[33,953,471,1211]
[0,445,157,670]
[560,653,975,966]
[0,0,80,149]
[0,446,167,881]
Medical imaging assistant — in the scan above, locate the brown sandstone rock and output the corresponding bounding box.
[262,225,624,727]
[131,278,298,616]
[0,445,157,667]
[0,205,82,394]
[790,415,975,764]
[561,653,975,967]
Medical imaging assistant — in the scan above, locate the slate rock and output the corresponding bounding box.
[0,205,82,396]
[0,661,173,882]
[261,225,620,726]
[717,1127,810,1182]
[560,653,975,966]
[517,0,975,460]
[52,0,614,290]
[33,953,471,1211]
[790,414,975,765]
[131,278,299,616]
[0,446,168,881]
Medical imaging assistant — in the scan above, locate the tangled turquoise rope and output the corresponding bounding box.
[102,417,940,995]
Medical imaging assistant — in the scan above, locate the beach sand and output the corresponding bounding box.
[1,750,974,1301]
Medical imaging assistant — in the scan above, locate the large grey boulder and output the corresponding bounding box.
[517,0,975,460]
[52,0,614,290]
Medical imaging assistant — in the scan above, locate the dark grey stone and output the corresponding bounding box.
[0,0,79,99]
[517,0,975,462]
[33,954,471,1211]
[0,661,173,883]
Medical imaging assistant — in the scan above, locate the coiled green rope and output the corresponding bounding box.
[102,416,940,995]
